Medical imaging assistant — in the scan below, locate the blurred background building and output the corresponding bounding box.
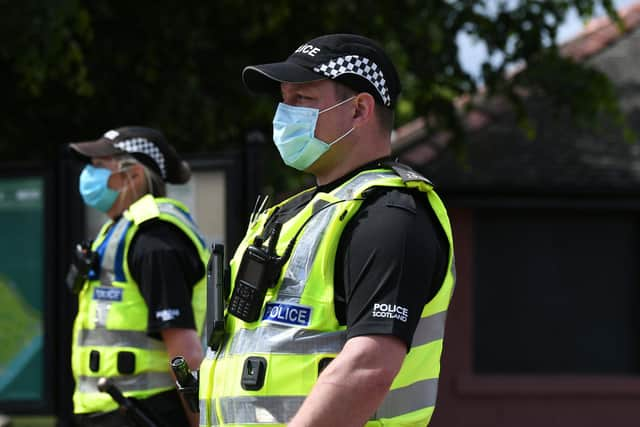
[393,5,640,426]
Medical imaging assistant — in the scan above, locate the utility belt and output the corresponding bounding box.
[73,389,187,427]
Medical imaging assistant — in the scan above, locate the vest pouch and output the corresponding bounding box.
[241,356,267,391]
[89,350,100,372]
[317,357,334,376]
[117,351,136,374]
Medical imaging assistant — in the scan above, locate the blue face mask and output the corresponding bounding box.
[79,165,120,213]
[272,96,355,171]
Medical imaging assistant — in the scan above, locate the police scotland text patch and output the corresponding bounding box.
[372,303,409,322]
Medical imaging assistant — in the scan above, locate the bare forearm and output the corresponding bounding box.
[161,328,203,427]
[288,336,405,427]
[288,367,390,427]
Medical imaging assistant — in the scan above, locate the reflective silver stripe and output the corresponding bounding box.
[199,400,207,426]
[375,378,439,419]
[200,399,220,426]
[158,202,189,221]
[280,171,397,300]
[219,396,305,424]
[280,203,336,298]
[411,311,447,348]
[77,372,174,393]
[204,346,217,360]
[99,217,129,287]
[158,202,205,243]
[209,380,438,424]
[229,325,346,355]
[95,218,130,327]
[333,172,396,199]
[77,328,165,350]
[204,341,226,360]
[209,398,220,426]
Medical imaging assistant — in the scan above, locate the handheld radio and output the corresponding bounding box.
[65,241,98,294]
[227,223,284,322]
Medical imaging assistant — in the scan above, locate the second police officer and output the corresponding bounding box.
[68,127,207,427]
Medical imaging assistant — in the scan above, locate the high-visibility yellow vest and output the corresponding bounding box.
[72,195,208,414]
[199,166,455,427]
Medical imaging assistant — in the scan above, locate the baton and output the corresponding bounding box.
[170,356,199,413]
[206,243,226,350]
[97,377,160,427]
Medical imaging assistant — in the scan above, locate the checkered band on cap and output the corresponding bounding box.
[313,55,390,107]
[114,138,166,178]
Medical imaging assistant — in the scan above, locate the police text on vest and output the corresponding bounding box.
[262,302,312,327]
[93,287,123,302]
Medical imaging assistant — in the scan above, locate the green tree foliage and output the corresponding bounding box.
[0,0,624,162]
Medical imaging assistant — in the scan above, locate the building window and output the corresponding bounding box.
[474,208,640,374]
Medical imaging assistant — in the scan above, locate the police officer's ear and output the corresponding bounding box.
[121,163,142,179]
[352,92,375,128]
[121,163,146,189]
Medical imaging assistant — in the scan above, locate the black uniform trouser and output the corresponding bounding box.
[73,389,190,427]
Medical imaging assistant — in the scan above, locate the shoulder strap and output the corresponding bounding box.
[383,161,433,186]
[124,194,160,225]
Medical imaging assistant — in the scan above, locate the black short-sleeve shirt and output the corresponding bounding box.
[127,219,205,339]
[333,187,448,349]
[267,161,449,350]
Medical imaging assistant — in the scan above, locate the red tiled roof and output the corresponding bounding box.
[560,2,640,61]
[392,2,640,165]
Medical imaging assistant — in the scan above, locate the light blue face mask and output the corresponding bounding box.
[79,165,120,213]
[272,96,355,171]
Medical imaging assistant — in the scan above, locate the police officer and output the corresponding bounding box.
[68,127,207,427]
[199,34,455,427]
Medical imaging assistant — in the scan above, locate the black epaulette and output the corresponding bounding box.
[383,161,433,186]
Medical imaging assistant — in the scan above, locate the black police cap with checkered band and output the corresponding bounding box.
[242,33,401,109]
[69,126,191,184]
